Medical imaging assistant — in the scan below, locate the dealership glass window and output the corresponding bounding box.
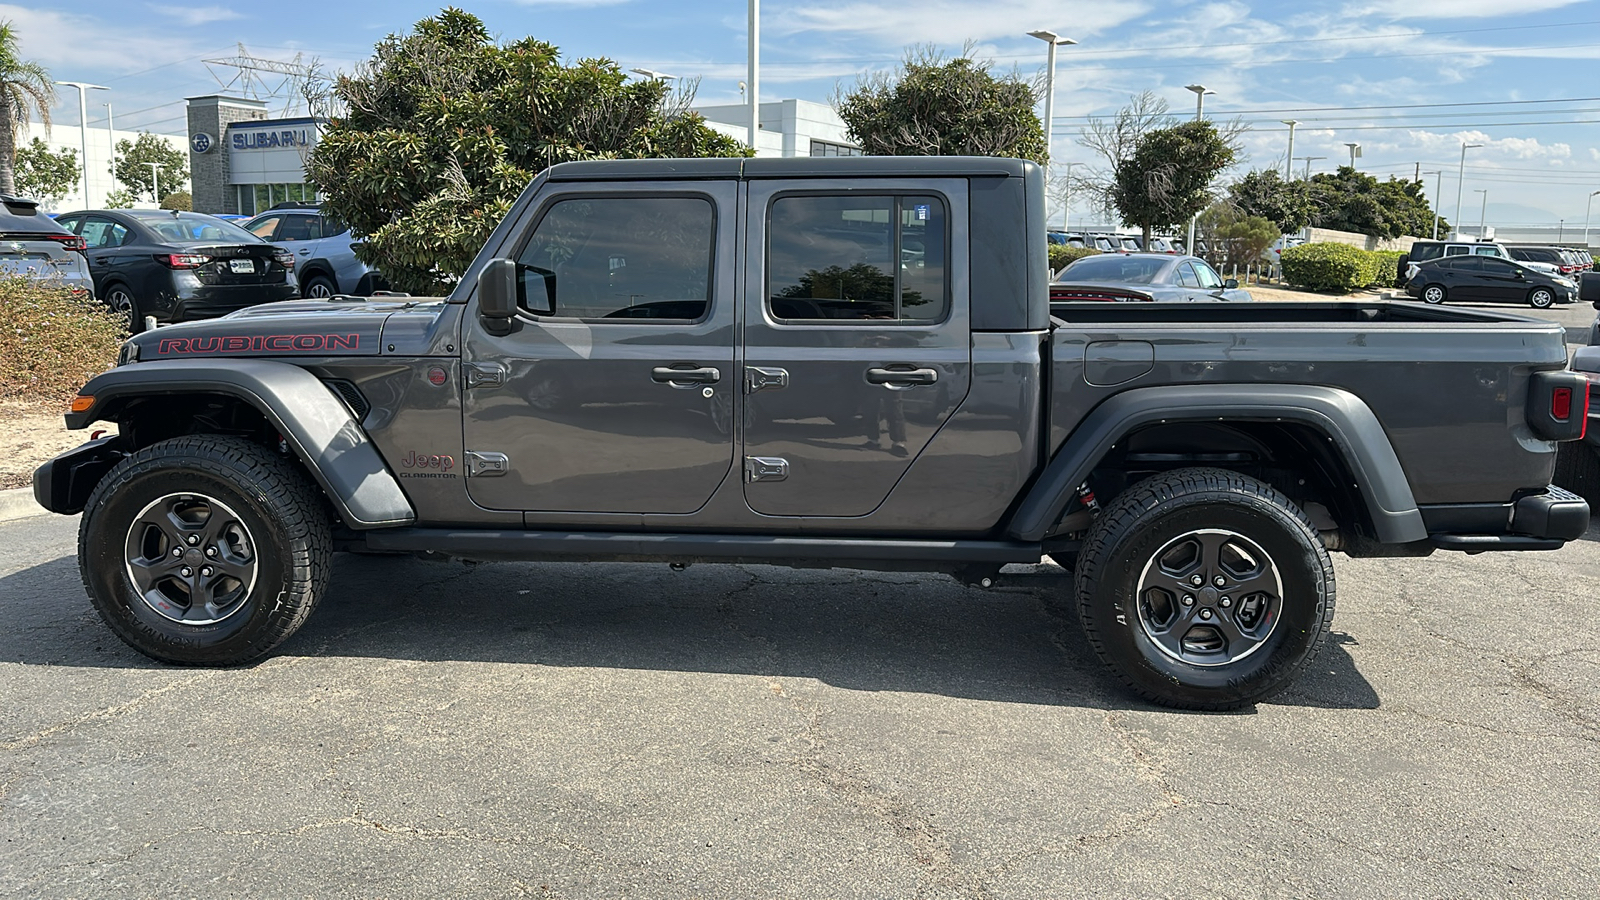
[808,139,862,157]
[236,183,317,216]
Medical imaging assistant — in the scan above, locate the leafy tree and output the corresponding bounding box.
[1307,166,1442,239]
[103,188,135,209]
[835,47,1045,163]
[1199,206,1278,270]
[1076,91,1173,220]
[159,190,192,211]
[1227,169,1314,234]
[0,21,54,197]
[307,9,747,294]
[1111,120,1236,246]
[112,132,188,202]
[14,138,76,206]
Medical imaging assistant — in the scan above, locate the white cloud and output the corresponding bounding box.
[769,1,1148,45]
[1355,0,1589,18]
[4,5,211,75]
[147,4,242,26]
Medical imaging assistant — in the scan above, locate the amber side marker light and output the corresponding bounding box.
[70,396,94,413]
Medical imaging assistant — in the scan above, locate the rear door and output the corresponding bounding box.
[461,182,738,514]
[1476,257,1528,302]
[741,179,970,517]
[1445,257,1486,300]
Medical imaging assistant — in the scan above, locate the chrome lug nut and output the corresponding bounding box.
[1199,608,1214,620]
[1181,594,1195,606]
[187,535,199,545]
[1213,575,1226,587]
[1220,596,1232,608]
[201,567,213,577]
[205,547,217,558]
[180,567,192,577]
[172,548,183,558]
[1189,574,1204,587]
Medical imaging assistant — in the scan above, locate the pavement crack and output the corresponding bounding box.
[0,672,215,752]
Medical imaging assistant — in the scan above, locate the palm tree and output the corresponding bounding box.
[0,21,53,197]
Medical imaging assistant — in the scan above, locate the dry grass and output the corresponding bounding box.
[0,276,125,404]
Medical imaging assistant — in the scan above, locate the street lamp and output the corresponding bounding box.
[149,163,160,204]
[1454,142,1483,239]
[1297,155,1326,181]
[1474,189,1488,238]
[1583,189,1600,248]
[1422,170,1442,239]
[1281,120,1298,181]
[1184,84,1214,254]
[747,0,759,152]
[54,81,108,208]
[1027,30,1077,170]
[1344,142,1362,169]
[630,68,677,81]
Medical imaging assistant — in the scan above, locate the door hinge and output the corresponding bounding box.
[464,450,509,477]
[744,456,790,483]
[745,366,790,394]
[464,362,506,388]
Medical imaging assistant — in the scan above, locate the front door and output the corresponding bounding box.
[461,182,738,514]
[741,179,971,517]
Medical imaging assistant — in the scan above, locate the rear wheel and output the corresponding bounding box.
[106,284,141,333]
[1528,287,1556,309]
[78,435,332,665]
[303,274,337,299]
[1074,468,1335,710]
[1421,283,1446,304]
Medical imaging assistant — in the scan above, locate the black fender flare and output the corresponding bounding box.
[296,259,337,286]
[69,358,415,529]
[1007,383,1428,544]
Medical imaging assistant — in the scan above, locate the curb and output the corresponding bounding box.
[0,485,47,524]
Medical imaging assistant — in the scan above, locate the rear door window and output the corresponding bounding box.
[80,217,129,249]
[246,215,281,240]
[1176,263,1200,287]
[1473,246,1501,256]
[1444,246,1468,256]
[765,194,948,323]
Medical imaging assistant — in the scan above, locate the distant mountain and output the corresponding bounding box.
[1474,201,1562,227]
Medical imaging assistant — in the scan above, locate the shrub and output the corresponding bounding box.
[1279,242,1380,293]
[1049,244,1099,274]
[0,277,125,404]
[159,191,193,211]
[1368,250,1403,288]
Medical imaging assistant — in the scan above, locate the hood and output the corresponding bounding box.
[127,296,449,361]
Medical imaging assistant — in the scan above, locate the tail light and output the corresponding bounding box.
[273,249,295,270]
[45,233,87,252]
[157,252,211,269]
[1528,370,1590,441]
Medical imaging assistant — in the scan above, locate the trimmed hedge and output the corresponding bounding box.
[1280,241,1394,293]
[0,277,125,403]
[1049,244,1099,274]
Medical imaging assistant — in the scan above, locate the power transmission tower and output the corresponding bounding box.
[203,44,326,117]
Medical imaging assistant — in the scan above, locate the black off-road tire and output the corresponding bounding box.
[77,435,332,665]
[1073,467,1335,710]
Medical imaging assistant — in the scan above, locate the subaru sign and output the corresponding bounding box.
[190,132,215,154]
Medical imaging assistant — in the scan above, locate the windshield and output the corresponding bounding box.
[1057,255,1166,285]
[134,212,263,245]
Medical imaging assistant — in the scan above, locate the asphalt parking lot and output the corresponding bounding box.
[2,510,1596,898]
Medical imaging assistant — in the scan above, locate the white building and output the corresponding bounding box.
[694,99,860,158]
[16,120,188,212]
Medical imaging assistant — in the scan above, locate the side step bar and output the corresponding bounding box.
[361,529,1044,571]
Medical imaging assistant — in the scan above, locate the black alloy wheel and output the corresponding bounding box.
[1073,467,1335,710]
[303,275,337,299]
[106,285,142,333]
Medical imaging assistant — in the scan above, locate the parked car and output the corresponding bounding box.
[1557,248,1586,276]
[0,195,93,297]
[243,203,387,298]
[54,209,298,331]
[1403,256,1575,308]
[1137,236,1177,254]
[1400,240,1521,281]
[1050,252,1252,302]
[1507,245,1573,276]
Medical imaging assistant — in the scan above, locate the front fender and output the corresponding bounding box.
[69,359,415,529]
[1007,383,1428,544]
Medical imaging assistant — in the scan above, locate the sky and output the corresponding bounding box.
[14,0,1600,228]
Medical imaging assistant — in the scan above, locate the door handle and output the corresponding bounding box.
[652,365,721,385]
[866,366,938,388]
[298,249,311,255]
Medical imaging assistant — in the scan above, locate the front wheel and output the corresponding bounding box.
[1073,468,1335,710]
[1528,287,1555,309]
[78,435,332,665]
[302,274,337,299]
[106,284,142,333]
[1421,284,1446,304]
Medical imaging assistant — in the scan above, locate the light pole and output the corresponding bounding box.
[1422,170,1443,238]
[1344,142,1361,169]
[630,68,677,81]
[1281,120,1298,181]
[1584,189,1600,248]
[1454,142,1483,239]
[1298,155,1326,181]
[1059,160,1078,230]
[747,0,759,152]
[1558,219,1565,243]
[1027,30,1077,170]
[1184,84,1214,254]
[105,102,115,188]
[1474,189,1488,238]
[149,163,160,204]
[54,81,108,208]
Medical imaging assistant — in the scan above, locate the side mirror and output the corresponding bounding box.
[1223,278,1239,290]
[478,258,518,336]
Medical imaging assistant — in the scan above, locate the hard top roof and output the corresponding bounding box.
[544,156,1035,181]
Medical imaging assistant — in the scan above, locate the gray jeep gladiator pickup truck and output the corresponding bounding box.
[34,157,1592,710]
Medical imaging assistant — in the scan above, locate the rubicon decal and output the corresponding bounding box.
[156,334,360,355]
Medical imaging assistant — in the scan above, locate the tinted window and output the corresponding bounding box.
[275,215,320,241]
[246,215,280,239]
[1472,246,1501,256]
[320,216,350,238]
[766,194,947,322]
[1480,258,1518,274]
[1176,263,1200,287]
[1193,261,1224,289]
[1444,246,1468,256]
[1449,258,1483,272]
[516,196,714,321]
[80,217,128,249]
[1059,254,1165,285]
[1411,244,1442,262]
